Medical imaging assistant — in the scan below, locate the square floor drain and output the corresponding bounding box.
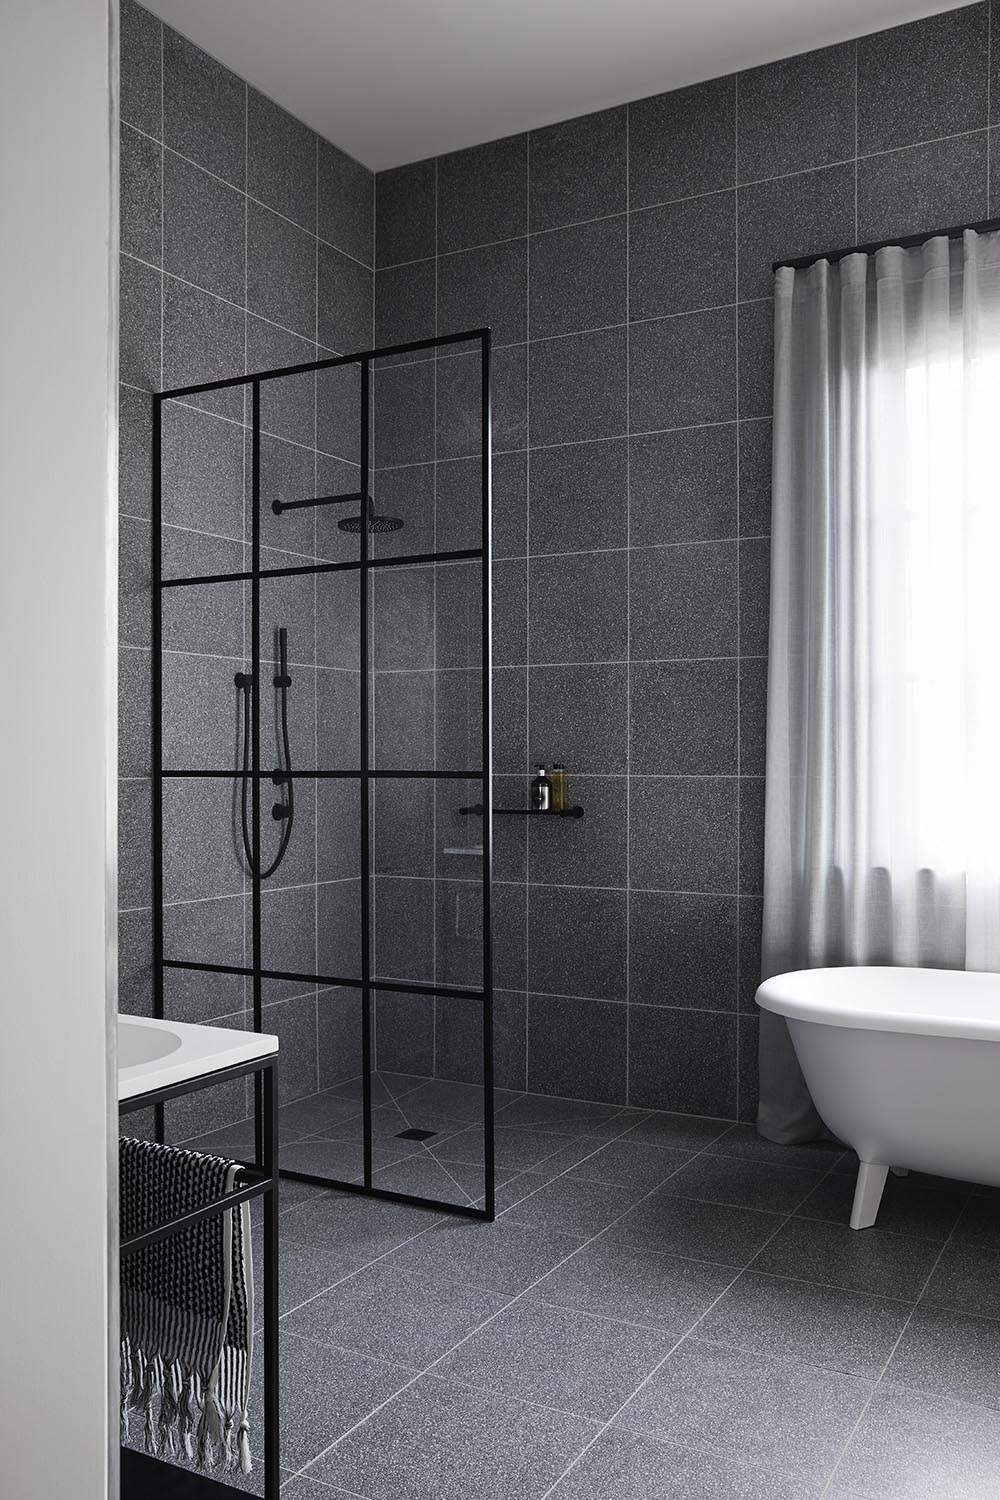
[395,1127,437,1141]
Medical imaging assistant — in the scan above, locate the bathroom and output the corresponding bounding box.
[5,0,1000,1495]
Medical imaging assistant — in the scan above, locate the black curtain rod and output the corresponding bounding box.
[773,214,1000,274]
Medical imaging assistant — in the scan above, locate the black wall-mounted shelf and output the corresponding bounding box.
[459,803,584,819]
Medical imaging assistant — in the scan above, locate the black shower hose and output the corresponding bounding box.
[237,636,294,879]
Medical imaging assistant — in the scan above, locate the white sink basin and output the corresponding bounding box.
[118,1019,182,1069]
[117,1014,278,1102]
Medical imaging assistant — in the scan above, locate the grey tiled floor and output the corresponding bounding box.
[173,1077,1000,1497]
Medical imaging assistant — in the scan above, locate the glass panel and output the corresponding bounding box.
[255,776,361,982]
[160,570,245,778]
[371,462,435,557]
[317,777,362,980]
[317,875,362,982]
[256,776,316,978]
[436,558,482,670]
[436,335,487,553]
[317,360,362,467]
[372,670,434,772]
[367,336,484,564]
[255,400,362,568]
[436,778,486,884]
[252,569,359,778]
[369,349,435,565]
[251,327,316,449]
[374,776,434,880]
[371,870,433,986]
[259,975,318,1119]
[370,776,484,999]
[314,359,368,564]
[161,896,245,1024]
[435,455,482,555]
[160,395,244,553]
[150,343,493,1221]
[372,354,434,470]
[316,569,360,770]
[161,648,245,774]
[161,567,243,661]
[281,980,366,1184]
[369,559,483,773]
[435,558,483,774]
[435,876,485,991]
[435,341,486,464]
[161,773,245,915]
[370,989,487,1209]
[256,569,318,779]
[436,668,482,773]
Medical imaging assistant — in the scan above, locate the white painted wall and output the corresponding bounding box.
[0,2,117,1498]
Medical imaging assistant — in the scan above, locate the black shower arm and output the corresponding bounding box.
[272,489,368,515]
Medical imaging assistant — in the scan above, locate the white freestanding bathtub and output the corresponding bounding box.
[756,966,1000,1230]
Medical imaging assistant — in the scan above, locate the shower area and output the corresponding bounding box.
[152,329,495,1219]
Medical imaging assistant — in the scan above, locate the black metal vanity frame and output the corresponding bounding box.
[150,328,495,1223]
[119,1053,280,1498]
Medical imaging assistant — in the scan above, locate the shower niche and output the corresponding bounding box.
[152,331,495,1220]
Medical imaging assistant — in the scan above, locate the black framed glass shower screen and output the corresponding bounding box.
[150,330,495,1222]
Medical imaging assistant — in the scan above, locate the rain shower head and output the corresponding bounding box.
[338,498,403,534]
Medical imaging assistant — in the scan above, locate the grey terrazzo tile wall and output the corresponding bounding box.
[118,0,373,1130]
[374,0,996,1119]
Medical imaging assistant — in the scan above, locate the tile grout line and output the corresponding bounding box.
[285,1114,849,1487]
[156,17,164,395]
[283,1100,692,1487]
[816,1179,977,1498]
[366,120,995,275]
[242,74,250,1094]
[535,1149,853,1498]
[853,38,860,245]
[431,153,440,1081]
[733,67,742,1119]
[624,102,632,1109]
[143,390,357,462]
[989,3,994,215]
[123,116,376,273]
[124,249,350,366]
[255,1091,987,1480]
[313,128,322,1097]
[319,415,773,472]
[523,132,533,1093]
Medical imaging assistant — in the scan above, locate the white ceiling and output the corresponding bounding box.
[142,0,976,171]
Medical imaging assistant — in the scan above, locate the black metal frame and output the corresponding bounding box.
[119,1054,280,1499]
[151,329,495,1222]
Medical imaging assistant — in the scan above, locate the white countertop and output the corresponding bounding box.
[118,1014,278,1102]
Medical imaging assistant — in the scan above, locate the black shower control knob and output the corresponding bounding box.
[272,803,291,821]
[234,671,253,688]
[274,673,292,688]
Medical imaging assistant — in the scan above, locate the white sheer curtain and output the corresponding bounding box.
[759,229,1000,1143]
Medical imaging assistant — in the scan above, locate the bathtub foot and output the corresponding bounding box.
[850,1162,889,1230]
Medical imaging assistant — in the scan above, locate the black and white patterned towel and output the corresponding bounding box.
[119,1137,254,1475]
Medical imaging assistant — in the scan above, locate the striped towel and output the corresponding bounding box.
[119,1137,254,1475]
